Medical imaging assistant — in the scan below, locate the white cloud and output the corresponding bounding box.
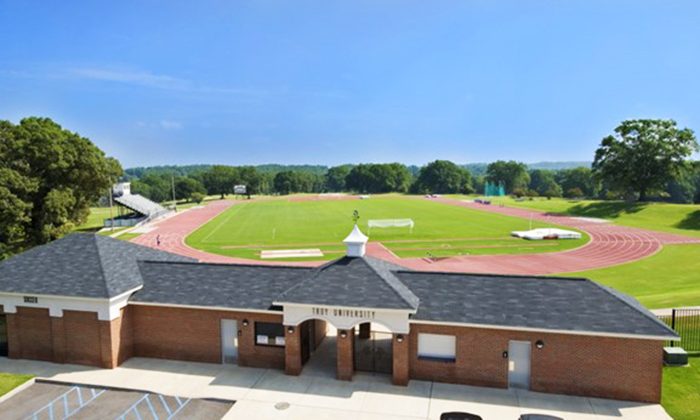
[67,68,190,90]
[159,120,183,130]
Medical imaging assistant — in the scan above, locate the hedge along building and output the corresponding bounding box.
[0,226,678,403]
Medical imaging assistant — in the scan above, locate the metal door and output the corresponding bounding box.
[355,330,393,374]
[508,341,531,389]
[221,320,238,364]
[0,315,7,357]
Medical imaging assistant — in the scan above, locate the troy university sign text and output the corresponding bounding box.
[311,306,377,320]
[282,303,411,334]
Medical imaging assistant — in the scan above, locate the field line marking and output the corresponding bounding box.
[200,202,248,244]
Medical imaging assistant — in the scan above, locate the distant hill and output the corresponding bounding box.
[528,161,591,170]
[461,161,590,177]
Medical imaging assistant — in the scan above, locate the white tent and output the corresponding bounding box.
[511,228,581,240]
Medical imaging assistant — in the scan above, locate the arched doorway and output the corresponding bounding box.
[354,322,393,374]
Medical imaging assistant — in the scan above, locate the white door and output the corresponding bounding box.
[508,341,531,389]
[221,320,238,364]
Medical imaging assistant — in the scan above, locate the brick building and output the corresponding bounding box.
[0,226,677,403]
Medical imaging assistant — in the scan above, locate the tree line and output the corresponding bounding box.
[2,117,698,260]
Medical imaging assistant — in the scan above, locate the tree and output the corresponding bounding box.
[274,170,304,195]
[203,165,238,198]
[133,173,171,202]
[345,164,376,193]
[412,160,472,194]
[0,117,122,257]
[175,177,206,202]
[593,119,698,201]
[566,187,584,199]
[326,165,352,192]
[237,166,264,198]
[485,161,530,193]
[344,163,412,193]
[191,192,206,204]
[556,167,598,198]
[529,170,560,196]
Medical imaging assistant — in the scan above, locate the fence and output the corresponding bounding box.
[657,308,700,351]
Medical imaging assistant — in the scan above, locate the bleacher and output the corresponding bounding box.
[105,182,171,228]
[114,194,169,219]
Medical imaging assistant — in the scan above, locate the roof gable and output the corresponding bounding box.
[0,233,194,299]
[275,256,418,310]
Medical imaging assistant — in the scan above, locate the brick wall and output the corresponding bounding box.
[130,305,286,369]
[64,310,102,367]
[314,319,327,348]
[392,333,409,386]
[408,323,663,403]
[13,307,54,362]
[336,327,355,381]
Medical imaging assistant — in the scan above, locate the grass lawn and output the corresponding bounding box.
[0,372,32,397]
[663,354,700,420]
[186,198,588,261]
[116,232,143,242]
[560,244,700,309]
[450,196,700,239]
[72,207,112,233]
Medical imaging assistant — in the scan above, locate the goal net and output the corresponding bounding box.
[367,219,414,234]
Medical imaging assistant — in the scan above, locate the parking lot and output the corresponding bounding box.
[0,381,233,420]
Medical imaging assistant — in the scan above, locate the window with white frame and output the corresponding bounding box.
[417,333,456,362]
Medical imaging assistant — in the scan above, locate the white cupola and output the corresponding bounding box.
[343,224,369,257]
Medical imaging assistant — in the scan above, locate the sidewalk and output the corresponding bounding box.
[0,357,672,420]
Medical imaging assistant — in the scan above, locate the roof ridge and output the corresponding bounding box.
[93,234,120,297]
[395,270,588,282]
[587,280,679,337]
[138,260,314,270]
[362,257,419,309]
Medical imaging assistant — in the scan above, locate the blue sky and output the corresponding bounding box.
[1,1,699,168]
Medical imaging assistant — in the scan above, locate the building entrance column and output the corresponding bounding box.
[284,324,302,376]
[392,332,409,386]
[336,327,355,381]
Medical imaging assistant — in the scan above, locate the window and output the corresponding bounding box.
[255,322,285,347]
[417,333,456,362]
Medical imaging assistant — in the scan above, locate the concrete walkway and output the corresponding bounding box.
[0,357,671,420]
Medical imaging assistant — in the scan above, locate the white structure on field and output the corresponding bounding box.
[511,228,582,240]
[367,219,414,234]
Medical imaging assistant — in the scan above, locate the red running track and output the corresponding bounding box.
[131,198,700,275]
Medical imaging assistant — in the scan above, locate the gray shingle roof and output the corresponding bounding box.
[0,233,194,299]
[133,261,311,310]
[0,236,677,340]
[396,271,678,339]
[274,256,419,310]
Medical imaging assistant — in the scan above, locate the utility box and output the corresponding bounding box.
[663,347,689,366]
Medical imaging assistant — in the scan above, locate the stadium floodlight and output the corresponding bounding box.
[367,219,414,234]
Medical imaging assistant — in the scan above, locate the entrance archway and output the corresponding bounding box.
[354,322,393,374]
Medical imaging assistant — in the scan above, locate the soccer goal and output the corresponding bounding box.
[367,219,414,234]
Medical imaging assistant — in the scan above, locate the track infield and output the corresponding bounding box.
[130,196,700,275]
[183,198,589,261]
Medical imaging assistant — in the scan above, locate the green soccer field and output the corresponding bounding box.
[185,198,588,261]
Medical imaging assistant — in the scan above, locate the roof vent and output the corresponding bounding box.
[343,224,369,257]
